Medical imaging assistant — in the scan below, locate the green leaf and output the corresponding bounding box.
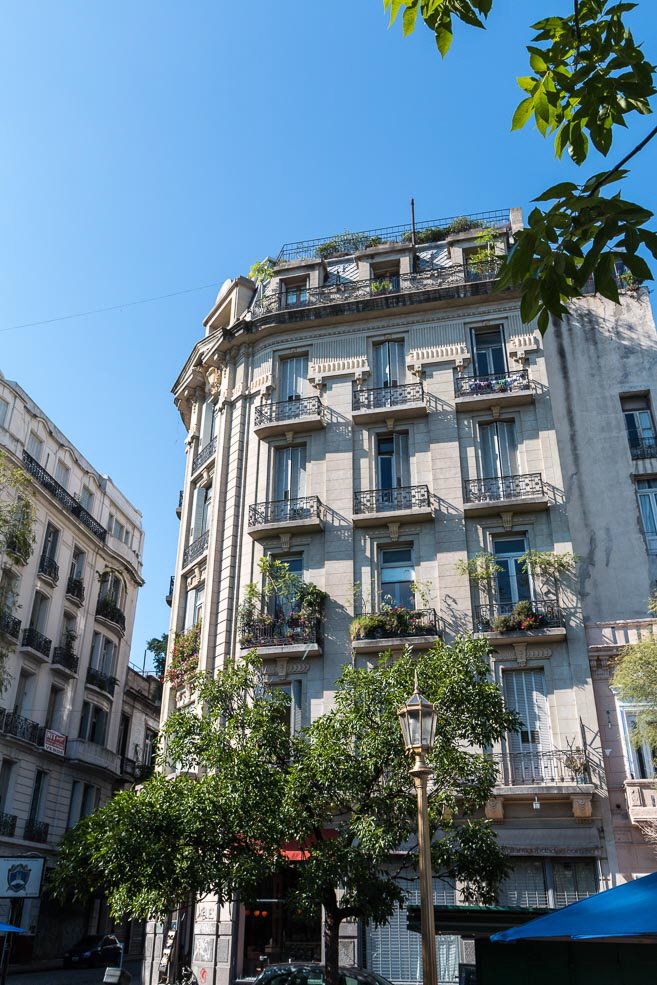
[435,22,453,57]
[529,50,548,73]
[402,1,419,36]
[533,182,578,202]
[537,308,550,334]
[386,0,407,26]
[512,96,534,131]
[621,252,652,280]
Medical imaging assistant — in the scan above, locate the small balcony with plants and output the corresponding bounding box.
[454,369,534,413]
[65,575,85,605]
[248,496,325,540]
[86,666,118,697]
[350,605,441,655]
[165,622,201,707]
[20,626,52,661]
[254,396,326,439]
[95,594,126,634]
[238,558,325,659]
[352,484,433,527]
[462,473,549,517]
[352,381,428,426]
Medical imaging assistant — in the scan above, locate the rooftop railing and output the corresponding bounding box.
[22,451,107,541]
[353,382,424,412]
[255,396,324,427]
[464,472,545,504]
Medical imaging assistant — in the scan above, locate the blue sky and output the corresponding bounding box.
[2,1,656,670]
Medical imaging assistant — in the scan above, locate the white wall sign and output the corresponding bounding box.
[0,857,45,898]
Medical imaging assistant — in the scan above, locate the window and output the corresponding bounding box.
[373,340,405,389]
[144,729,157,766]
[621,394,656,456]
[271,680,302,736]
[29,590,49,634]
[503,668,552,782]
[118,713,130,758]
[501,858,597,909]
[637,479,657,552]
[13,670,35,717]
[0,568,19,616]
[45,686,64,732]
[380,547,414,609]
[70,547,85,581]
[493,536,531,606]
[279,355,308,401]
[269,556,303,619]
[28,769,46,822]
[0,396,8,428]
[90,632,117,676]
[79,485,94,513]
[99,571,123,606]
[191,483,212,542]
[42,522,59,561]
[184,583,205,629]
[61,611,77,649]
[0,759,15,814]
[371,262,400,293]
[26,432,44,463]
[200,399,217,448]
[282,278,308,308]
[80,783,99,818]
[54,460,70,490]
[620,707,655,779]
[377,433,410,491]
[472,326,506,376]
[79,701,108,745]
[274,445,306,502]
[480,420,518,478]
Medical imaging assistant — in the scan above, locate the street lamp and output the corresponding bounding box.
[398,673,438,985]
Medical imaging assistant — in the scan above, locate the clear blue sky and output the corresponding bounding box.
[2,1,656,670]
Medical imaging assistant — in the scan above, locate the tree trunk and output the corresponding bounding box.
[323,895,342,985]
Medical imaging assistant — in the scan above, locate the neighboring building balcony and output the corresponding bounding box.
[67,737,121,775]
[624,779,657,825]
[23,819,49,844]
[629,437,657,461]
[254,397,326,438]
[120,757,154,782]
[239,612,321,658]
[176,489,183,518]
[352,382,428,425]
[95,595,126,634]
[192,435,217,475]
[474,600,566,644]
[463,473,549,516]
[22,450,107,542]
[86,666,118,697]
[352,485,433,527]
[0,709,41,745]
[65,576,85,605]
[454,369,534,412]
[182,529,209,568]
[166,575,174,607]
[248,496,325,540]
[496,886,595,910]
[51,646,79,675]
[21,627,52,660]
[38,553,59,584]
[0,612,21,642]
[0,812,17,837]
[350,607,442,654]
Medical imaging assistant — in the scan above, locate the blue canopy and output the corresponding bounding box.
[491,871,657,942]
[0,923,24,933]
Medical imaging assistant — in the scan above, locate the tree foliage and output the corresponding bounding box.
[384,0,657,332]
[612,635,657,748]
[146,633,168,679]
[0,453,36,693]
[51,640,518,985]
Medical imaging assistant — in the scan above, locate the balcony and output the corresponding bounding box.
[166,575,174,607]
[0,812,16,837]
[37,553,59,584]
[182,529,209,567]
[176,489,183,518]
[22,450,107,541]
[23,819,49,844]
[352,485,433,527]
[0,612,21,641]
[239,612,321,658]
[629,437,657,461]
[474,600,566,645]
[454,369,534,412]
[463,472,549,517]
[86,666,118,696]
[351,607,441,655]
[51,646,79,674]
[352,382,427,426]
[65,576,85,604]
[254,397,325,438]
[192,435,216,475]
[0,709,41,745]
[95,595,126,633]
[497,887,595,910]
[67,737,121,775]
[494,749,591,787]
[122,757,154,782]
[21,627,52,660]
[624,779,657,825]
[248,496,325,540]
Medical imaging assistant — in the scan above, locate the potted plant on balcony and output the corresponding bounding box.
[563,744,589,784]
[490,600,547,634]
[371,278,393,295]
[239,559,326,646]
[165,622,201,689]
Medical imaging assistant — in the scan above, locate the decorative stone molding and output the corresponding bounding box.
[490,405,502,420]
[387,522,400,541]
[571,793,593,822]
[205,366,223,402]
[485,797,505,822]
[513,643,527,665]
[407,343,470,374]
[527,648,553,658]
[500,511,515,531]
[264,658,310,680]
[308,356,370,387]
[279,533,291,552]
[509,334,539,364]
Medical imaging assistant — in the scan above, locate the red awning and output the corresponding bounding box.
[280,829,337,861]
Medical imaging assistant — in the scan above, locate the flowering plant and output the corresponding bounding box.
[165,623,201,688]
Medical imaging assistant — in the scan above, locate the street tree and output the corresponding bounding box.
[611,597,657,747]
[52,639,518,985]
[146,632,168,679]
[384,0,657,331]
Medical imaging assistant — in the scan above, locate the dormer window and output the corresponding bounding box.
[282,277,308,309]
[371,262,400,294]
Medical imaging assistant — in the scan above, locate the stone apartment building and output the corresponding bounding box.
[152,209,657,985]
[0,375,159,962]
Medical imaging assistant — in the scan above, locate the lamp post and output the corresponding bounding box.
[398,673,438,985]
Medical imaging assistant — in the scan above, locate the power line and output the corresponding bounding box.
[0,281,221,334]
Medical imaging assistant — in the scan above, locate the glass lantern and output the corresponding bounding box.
[397,683,438,756]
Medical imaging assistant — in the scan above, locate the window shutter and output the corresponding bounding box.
[503,669,552,781]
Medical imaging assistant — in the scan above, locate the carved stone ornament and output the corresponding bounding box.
[279,533,291,552]
[485,797,505,822]
[387,522,400,541]
[571,793,593,822]
[205,366,223,402]
[513,643,527,666]
[500,511,515,531]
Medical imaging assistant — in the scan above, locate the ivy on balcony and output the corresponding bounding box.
[165,622,201,689]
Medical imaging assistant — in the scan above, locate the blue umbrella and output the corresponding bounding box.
[0,924,23,934]
[491,871,657,942]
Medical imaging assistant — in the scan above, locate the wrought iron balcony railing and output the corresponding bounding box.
[96,596,126,631]
[166,575,174,606]
[252,261,504,320]
[497,887,595,910]
[38,553,59,583]
[22,451,107,541]
[492,749,590,787]
[86,666,118,696]
[353,382,425,412]
[182,529,209,567]
[474,600,564,632]
[0,710,41,744]
[0,812,16,837]
[455,369,531,398]
[351,608,441,642]
[0,612,21,640]
[24,819,49,843]
[249,496,324,527]
[629,437,657,460]
[239,612,320,649]
[21,627,52,658]
[354,484,431,515]
[52,646,79,673]
[192,435,217,473]
[464,472,545,504]
[255,396,323,428]
[66,576,85,603]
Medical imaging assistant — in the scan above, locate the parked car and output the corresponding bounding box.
[63,933,122,968]
[254,964,394,985]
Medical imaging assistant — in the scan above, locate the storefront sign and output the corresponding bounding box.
[43,730,66,756]
[0,857,45,898]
